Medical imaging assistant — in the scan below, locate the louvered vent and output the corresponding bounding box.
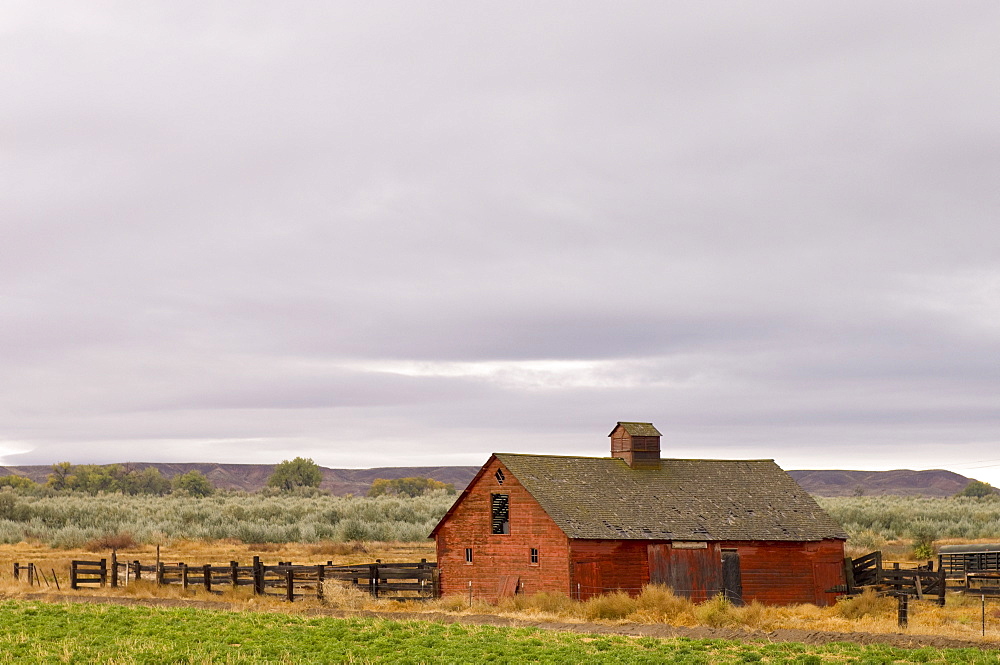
[491,493,510,534]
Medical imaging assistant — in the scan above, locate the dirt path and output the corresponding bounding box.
[17,593,1000,651]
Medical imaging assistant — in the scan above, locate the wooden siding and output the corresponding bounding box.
[568,540,649,600]
[648,543,723,603]
[568,538,844,605]
[435,457,570,601]
[717,539,845,606]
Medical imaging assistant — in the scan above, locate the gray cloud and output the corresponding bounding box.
[2,2,1000,483]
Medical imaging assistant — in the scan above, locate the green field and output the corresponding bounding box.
[0,600,995,664]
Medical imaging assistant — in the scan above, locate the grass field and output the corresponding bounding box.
[1,599,996,664]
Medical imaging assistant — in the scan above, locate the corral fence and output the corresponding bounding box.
[37,554,438,602]
[938,544,1000,596]
[837,551,946,606]
[837,547,1000,608]
[12,562,62,590]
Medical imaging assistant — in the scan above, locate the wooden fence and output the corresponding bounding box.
[837,551,946,605]
[939,550,1000,596]
[57,554,438,602]
[70,559,107,590]
[13,562,62,590]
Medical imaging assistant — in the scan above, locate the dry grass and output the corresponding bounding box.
[305,541,370,557]
[2,539,1000,643]
[582,590,638,620]
[497,591,578,617]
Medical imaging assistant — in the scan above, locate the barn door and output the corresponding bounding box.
[647,543,722,602]
[812,561,843,606]
[721,549,743,606]
[648,545,669,587]
[573,561,601,600]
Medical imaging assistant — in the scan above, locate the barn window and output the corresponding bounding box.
[465,548,473,563]
[491,494,510,534]
[495,468,505,485]
[530,548,539,564]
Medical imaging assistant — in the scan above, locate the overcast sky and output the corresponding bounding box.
[3,2,1000,484]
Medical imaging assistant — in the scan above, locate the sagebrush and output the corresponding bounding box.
[0,489,455,548]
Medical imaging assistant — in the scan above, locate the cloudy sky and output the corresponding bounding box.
[4,2,1000,483]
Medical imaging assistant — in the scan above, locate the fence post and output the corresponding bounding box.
[286,568,294,602]
[28,563,34,587]
[316,565,325,601]
[253,556,263,595]
[897,593,908,628]
[111,551,118,588]
[181,563,189,590]
[156,562,165,586]
[13,563,19,581]
[70,561,78,590]
[134,561,141,581]
[230,561,239,589]
[369,564,379,599]
[842,556,855,594]
[99,559,107,587]
[203,564,212,593]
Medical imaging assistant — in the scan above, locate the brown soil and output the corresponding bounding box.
[19,593,1000,651]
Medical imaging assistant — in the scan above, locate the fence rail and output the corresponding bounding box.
[57,554,437,602]
[70,559,107,590]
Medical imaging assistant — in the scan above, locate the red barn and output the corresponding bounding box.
[430,422,847,606]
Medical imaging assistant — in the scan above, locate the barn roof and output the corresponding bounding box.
[491,453,847,542]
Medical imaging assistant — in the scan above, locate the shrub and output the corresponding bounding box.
[819,496,1000,542]
[956,480,995,498]
[632,585,692,622]
[0,491,455,548]
[909,522,938,560]
[84,531,139,552]
[368,477,456,498]
[0,493,30,521]
[847,529,887,553]
[0,475,37,490]
[833,589,893,619]
[694,594,739,627]
[734,600,774,630]
[582,591,637,620]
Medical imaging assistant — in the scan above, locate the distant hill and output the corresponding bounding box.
[0,463,983,497]
[787,469,980,497]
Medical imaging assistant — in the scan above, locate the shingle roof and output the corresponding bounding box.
[494,453,847,542]
[610,422,662,437]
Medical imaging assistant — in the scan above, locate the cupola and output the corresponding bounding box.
[609,421,661,469]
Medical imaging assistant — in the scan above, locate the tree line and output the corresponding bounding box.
[0,462,217,497]
[0,457,456,498]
